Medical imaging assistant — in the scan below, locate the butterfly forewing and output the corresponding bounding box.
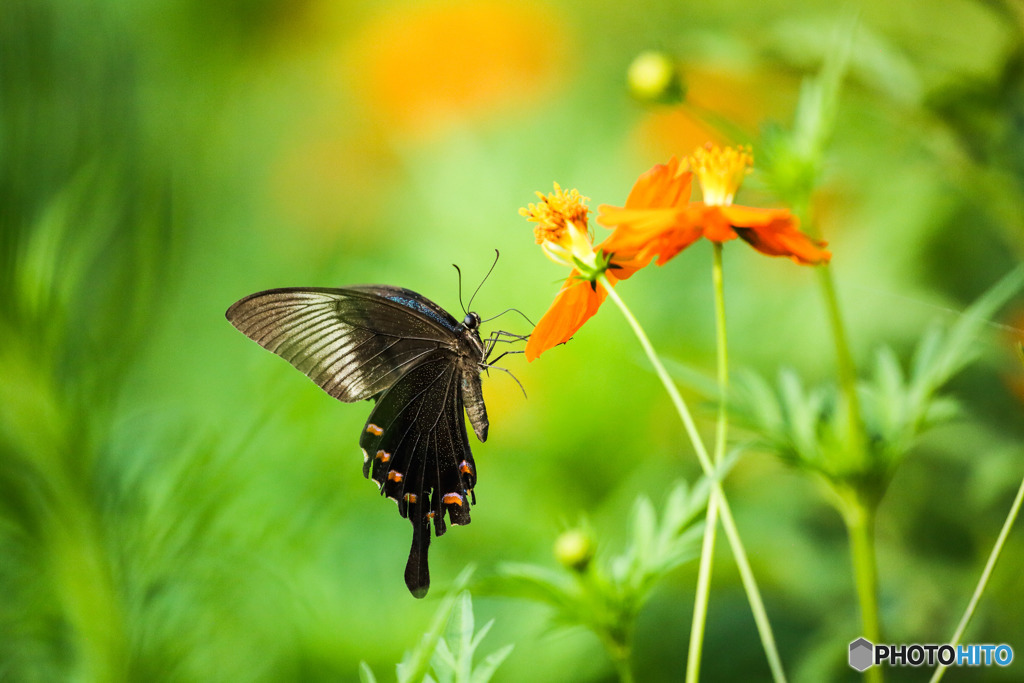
[226,287,464,402]
[226,285,486,598]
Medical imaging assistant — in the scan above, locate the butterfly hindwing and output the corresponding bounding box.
[358,351,476,597]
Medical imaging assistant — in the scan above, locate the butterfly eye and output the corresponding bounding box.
[463,312,481,329]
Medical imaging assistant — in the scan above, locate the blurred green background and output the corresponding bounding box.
[2,0,1023,680]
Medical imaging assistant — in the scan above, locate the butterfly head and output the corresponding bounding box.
[462,312,482,331]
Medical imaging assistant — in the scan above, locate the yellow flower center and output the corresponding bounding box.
[520,183,597,269]
[688,143,753,206]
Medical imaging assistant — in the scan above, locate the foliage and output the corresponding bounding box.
[493,481,708,674]
[360,585,513,683]
[729,267,1024,499]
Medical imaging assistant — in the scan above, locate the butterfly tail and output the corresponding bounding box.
[405,505,431,598]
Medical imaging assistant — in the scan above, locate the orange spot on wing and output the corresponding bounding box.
[442,493,464,506]
[387,471,404,482]
[365,423,383,436]
[375,450,391,462]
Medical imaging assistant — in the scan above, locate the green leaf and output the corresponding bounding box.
[469,619,495,655]
[430,639,456,683]
[872,345,907,437]
[742,369,785,438]
[656,481,691,550]
[470,644,515,683]
[612,494,658,585]
[359,661,378,683]
[914,266,1024,397]
[396,568,474,683]
[449,592,474,683]
[909,325,943,388]
[428,593,512,683]
[493,563,580,611]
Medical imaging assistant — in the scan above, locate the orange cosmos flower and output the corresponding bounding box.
[520,184,647,361]
[599,144,831,266]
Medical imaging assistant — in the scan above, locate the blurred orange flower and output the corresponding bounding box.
[519,185,647,361]
[345,1,564,138]
[600,144,831,266]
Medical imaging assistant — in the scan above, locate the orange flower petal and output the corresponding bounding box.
[715,204,791,227]
[525,270,620,361]
[596,159,702,268]
[598,207,682,252]
[718,206,831,265]
[597,158,692,234]
[734,227,832,264]
[690,205,738,243]
[648,227,704,266]
[622,157,693,209]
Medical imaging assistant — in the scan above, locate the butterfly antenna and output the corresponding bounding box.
[466,249,500,313]
[452,263,467,315]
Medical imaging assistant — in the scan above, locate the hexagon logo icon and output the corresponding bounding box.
[849,638,874,671]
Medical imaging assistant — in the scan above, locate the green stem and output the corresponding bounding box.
[687,491,720,683]
[599,275,786,683]
[710,243,730,460]
[686,243,730,683]
[608,641,636,683]
[815,266,866,461]
[803,205,881,665]
[800,199,865,462]
[928,473,1024,683]
[840,490,882,683]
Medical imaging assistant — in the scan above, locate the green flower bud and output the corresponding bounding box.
[627,51,686,105]
[554,528,594,572]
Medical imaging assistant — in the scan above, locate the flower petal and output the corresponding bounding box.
[715,204,791,227]
[622,157,693,209]
[525,271,610,361]
[595,157,692,233]
[690,205,738,243]
[648,227,704,265]
[597,207,682,252]
[734,227,831,264]
[595,159,701,269]
[719,206,831,265]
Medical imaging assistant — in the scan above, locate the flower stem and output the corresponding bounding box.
[839,489,883,683]
[928,473,1024,683]
[710,243,730,459]
[686,243,730,683]
[815,265,866,460]
[599,275,786,683]
[687,488,720,683]
[608,641,636,683]
[802,204,881,664]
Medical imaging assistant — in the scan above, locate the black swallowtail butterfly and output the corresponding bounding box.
[226,284,512,598]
